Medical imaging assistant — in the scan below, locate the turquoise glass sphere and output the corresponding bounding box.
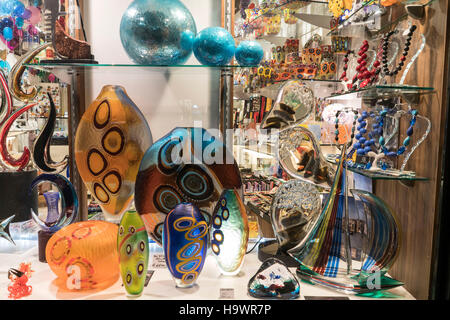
[120,0,197,65]
[193,27,235,66]
[235,41,264,66]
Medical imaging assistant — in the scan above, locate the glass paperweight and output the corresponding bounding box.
[248,258,300,300]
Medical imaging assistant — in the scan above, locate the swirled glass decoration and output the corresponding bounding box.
[210,189,249,276]
[7,43,50,102]
[29,174,78,233]
[118,209,149,296]
[163,203,207,288]
[0,103,38,171]
[0,69,12,125]
[120,0,197,65]
[135,127,242,245]
[289,146,403,294]
[32,93,69,173]
[75,85,153,218]
[278,126,335,189]
[261,80,314,130]
[46,221,120,291]
[271,180,322,252]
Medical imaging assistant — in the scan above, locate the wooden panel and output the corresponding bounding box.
[374,0,449,299]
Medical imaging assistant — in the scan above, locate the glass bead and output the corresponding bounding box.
[403,136,411,146]
[406,126,414,136]
[379,137,385,145]
[360,128,367,134]
[397,147,406,155]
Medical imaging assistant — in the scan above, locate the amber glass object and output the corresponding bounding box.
[75,85,153,218]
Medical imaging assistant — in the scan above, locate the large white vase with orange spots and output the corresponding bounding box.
[75,85,153,218]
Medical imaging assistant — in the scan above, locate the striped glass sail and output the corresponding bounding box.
[289,146,403,294]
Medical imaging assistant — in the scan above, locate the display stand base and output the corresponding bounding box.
[0,170,38,222]
[38,230,55,263]
[257,239,300,267]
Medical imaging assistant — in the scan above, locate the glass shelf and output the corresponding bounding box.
[237,78,340,100]
[241,0,329,26]
[349,167,428,181]
[328,0,436,37]
[326,84,435,100]
[24,63,254,70]
[327,0,378,36]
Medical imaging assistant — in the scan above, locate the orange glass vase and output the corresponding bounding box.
[46,221,120,291]
[75,85,153,218]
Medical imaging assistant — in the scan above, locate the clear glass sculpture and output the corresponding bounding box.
[271,180,322,252]
[278,126,336,189]
[261,80,314,130]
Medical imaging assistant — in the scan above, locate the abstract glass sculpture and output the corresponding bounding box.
[289,146,403,294]
[248,258,300,300]
[118,209,149,296]
[278,126,335,188]
[0,102,38,171]
[163,203,208,288]
[0,69,12,125]
[44,0,93,60]
[135,127,242,245]
[120,0,197,65]
[235,41,264,66]
[261,80,314,130]
[193,27,235,66]
[211,189,249,276]
[29,174,78,233]
[0,215,15,245]
[75,85,153,218]
[46,221,120,291]
[271,180,322,252]
[8,43,50,102]
[33,93,69,173]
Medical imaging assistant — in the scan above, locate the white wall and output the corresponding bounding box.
[83,0,223,141]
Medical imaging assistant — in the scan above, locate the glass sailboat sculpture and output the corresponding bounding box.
[288,145,404,295]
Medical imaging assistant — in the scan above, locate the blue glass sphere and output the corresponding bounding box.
[193,27,235,66]
[235,41,264,66]
[120,0,197,65]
